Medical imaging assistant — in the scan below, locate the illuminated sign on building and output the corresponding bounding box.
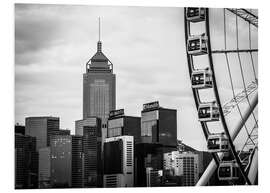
[143,101,159,111]
[109,109,124,118]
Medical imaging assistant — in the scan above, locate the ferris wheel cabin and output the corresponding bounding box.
[191,68,213,89]
[198,102,219,122]
[218,161,239,181]
[186,8,206,22]
[187,34,208,56]
[207,133,229,153]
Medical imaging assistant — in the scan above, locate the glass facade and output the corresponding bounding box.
[141,110,158,143]
[107,118,123,138]
[104,140,123,174]
[140,108,177,147]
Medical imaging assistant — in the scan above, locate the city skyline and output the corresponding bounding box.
[15,4,257,151]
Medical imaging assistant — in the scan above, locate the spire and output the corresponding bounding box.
[97,17,102,52]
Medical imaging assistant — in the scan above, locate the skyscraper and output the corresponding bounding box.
[50,135,72,188]
[82,118,103,187]
[103,136,134,187]
[141,101,177,148]
[25,116,60,150]
[38,147,51,188]
[15,134,38,189]
[83,19,116,141]
[107,109,141,143]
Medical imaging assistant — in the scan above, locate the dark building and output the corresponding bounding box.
[25,116,60,150]
[71,135,84,188]
[82,118,102,187]
[15,134,38,189]
[50,135,72,188]
[107,109,141,143]
[15,124,25,135]
[49,134,84,188]
[135,101,177,187]
[103,136,134,187]
[141,101,177,148]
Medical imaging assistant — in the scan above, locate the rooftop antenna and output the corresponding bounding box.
[98,17,101,41]
[97,17,102,52]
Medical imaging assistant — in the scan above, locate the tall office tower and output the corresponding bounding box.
[83,20,116,141]
[82,117,102,187]
[163,151,199,186]
[38,147,51,188]
[50,135,72,188]
[141,101,177,148]
[71,136,84,188]
[135,101,177,187]
[25,116,60,150]
[107,109,141,143]
[15,134,38,189]
[50,134,84,188]
[103,136,134,187]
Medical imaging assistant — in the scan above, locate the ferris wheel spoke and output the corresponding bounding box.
[226,8,258,27]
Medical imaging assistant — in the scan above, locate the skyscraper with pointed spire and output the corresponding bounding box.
[83,18,116,140]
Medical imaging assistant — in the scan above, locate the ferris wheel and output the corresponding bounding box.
[184,8,258,185]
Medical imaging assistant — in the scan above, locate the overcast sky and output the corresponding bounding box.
[15,4,258,150]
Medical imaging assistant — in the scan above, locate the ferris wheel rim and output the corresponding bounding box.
[184,7,257,185]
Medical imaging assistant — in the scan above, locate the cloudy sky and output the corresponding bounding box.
[15,4,258,150]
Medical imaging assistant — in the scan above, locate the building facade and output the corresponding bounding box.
[25,116,60,150]
[141,101,177,148]
[38,147,51,188]
[107,109,141,143]
[82,118,103,187]
[15,134,38,189]
[163,151,199,186]
[50,135,72,188]
[103,136,134,187]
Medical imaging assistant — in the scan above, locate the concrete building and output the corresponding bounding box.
[163,151,199,186]
[25,116,60,150]
[107,109,141,143]
[103,136,134,187]
[83,31,116,142]
[38,147,51,188]
[15,134,38,189]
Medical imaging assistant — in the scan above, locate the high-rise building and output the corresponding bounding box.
[25,116,60,150]
[103,136,134,187]
[71,136,84,188]
[75,118,99,136]
[107,109,141,143]
[38,147,51,188]
[15,134,38,189]
[82,118,102,187]
[135,101,177,187]
[50,135,72,188]
[163,151,199,186]
[141,101,177,148]
[83,21,116,141]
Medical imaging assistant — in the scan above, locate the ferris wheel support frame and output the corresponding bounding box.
[196,93,258,186]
